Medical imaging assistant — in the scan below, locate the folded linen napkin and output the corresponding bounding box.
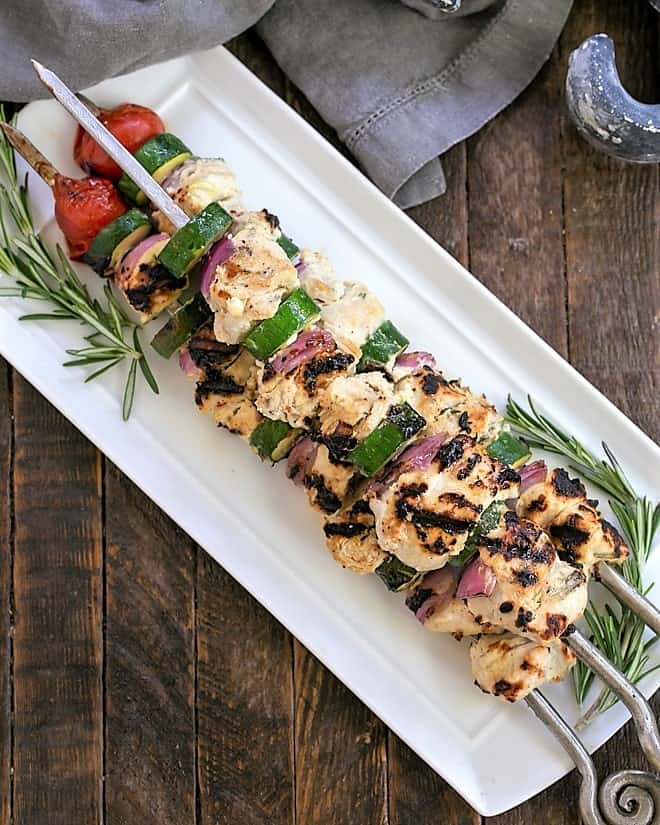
[0,0,571,207]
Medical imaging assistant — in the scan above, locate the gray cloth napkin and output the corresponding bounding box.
[0,0,572,207]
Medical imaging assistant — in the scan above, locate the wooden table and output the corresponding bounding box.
[0,2,658,822]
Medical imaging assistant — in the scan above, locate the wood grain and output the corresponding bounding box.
[104,463,195,825]
[0,361,11,825]
[196,29,297,825]
[465,41,584,825]
[12,375,102,825]
[294,642,388,825]
[562,0,659,444]
[388,142,481,825]
[196,554,294,824]
[561,0,660,791]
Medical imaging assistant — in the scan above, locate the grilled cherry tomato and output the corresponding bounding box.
[53,175,127,260]
[73,103,165,180]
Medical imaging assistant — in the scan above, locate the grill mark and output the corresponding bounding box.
[323,520,369,538]
[552,468,586,498]
[305,473,342,513]
[303,353,354,393]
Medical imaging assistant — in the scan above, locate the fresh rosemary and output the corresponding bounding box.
[0,106,158,420]
[506,395,660,726]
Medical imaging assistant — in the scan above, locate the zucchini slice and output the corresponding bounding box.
[375,555,423,592]
[277,234,299,261]
[357,320,409,371]
[349,403,426,477]
[117,133,191,205]
[158,202,233,280]
[486,432,530,468]
[243,288,321,361]
[250,419,302,461]
[449,501,507,568]
[150,292,212,358]
[83,209,152,276]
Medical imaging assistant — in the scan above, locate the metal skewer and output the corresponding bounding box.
[0,123,58,187]
[31,60,188,232]
[526,691,659,825]
[597,562,660,636]
[25,59,660,818]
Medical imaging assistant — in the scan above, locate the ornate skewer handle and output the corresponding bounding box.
[526,692,659,825]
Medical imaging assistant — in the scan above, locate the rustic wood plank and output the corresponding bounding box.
[0,361,12,825]
[466,49,567,356]
[104,463,195,825]
[196,554,294,823]
[406,143,468,268]
[465,40,579,825]
[12,375,103,825]
[561,0,660,793]
[562,0,659,443]
[389,142,482,825]
[273,47,393,825]
[195,29,296,825]
[294,642,388,825]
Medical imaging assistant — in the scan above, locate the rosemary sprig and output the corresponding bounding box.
[506,395,660,725]
[0,106,157,419]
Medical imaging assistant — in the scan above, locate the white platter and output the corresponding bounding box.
[3,47,659,816]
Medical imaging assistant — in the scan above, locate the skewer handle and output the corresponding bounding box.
[526,691,605,825]
[596,562,660,636]
[567,630,660,772]
[526,692,659,824]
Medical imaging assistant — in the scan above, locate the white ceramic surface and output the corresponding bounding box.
[2,47,658,816]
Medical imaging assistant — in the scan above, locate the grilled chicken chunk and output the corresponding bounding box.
[470,633,576,702]
[297,248,385,359]
[323,499,387,573]
[256,342,355,429]
[153,156,244,234]
[517,467,628,569]
[117,234,186,321]
[369,435,520,572]
[209,211,298,345]
[188,326,263,438]
[298,249,345,306]
[467,512,588,643]
[397,366,503,444]
[318,372,394,443]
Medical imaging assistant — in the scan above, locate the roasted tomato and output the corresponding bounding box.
[53,175,126,260]
[73,103,164,180]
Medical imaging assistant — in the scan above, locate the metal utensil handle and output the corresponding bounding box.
[597,563,660,636]
[526,691,605,825]
[30,60,189,230]
[567,631,660,772]
[527,692,660,824]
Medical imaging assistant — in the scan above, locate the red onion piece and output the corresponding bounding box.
[179,348,200,379]
[268,329,335,375]
[119,232,169,276]
[518,459,547,492]
[456,558,497,599]
[200,237,235,298]
[394,351,437,372]
[295,260,307,275]
[286,436,318,486]
[368,433,448,496]
[161,157,195,192]
[406,566,458,624]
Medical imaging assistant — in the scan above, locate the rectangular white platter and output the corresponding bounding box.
[3,46,659,816]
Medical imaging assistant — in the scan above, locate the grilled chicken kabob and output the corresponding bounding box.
[26,99,629,704]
